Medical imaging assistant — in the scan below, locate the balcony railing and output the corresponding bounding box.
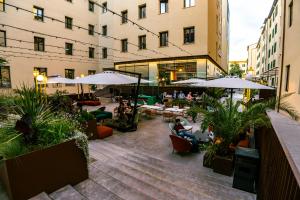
[256,111,300,200]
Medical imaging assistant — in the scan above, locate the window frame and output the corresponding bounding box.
[0,0,5,12]
[89,47,95,58]
[102,2,107,13]
[0,30,6,47]
[34,36,45,52]
[65,69,75,86]
[33,6,44,21]
[65,16,73,29]
[289,0,293,27]
[183,26,195,44]
[121,39,128,52]
[160,0,168,14]
[88,24,94,35]
[139,4,146,19]
[65,42,73,55]
[159,31,168,47]
[102,48,108,59]
[138,35,147,50]
[102,25,107,36]
[184,0,195,8]
[89,1,95,12]
[285,65,290,91]
[121,10,128,24]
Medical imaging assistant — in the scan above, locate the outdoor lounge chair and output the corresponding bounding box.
[169,135,192,153]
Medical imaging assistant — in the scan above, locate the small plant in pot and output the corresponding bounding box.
[0,85,89,200]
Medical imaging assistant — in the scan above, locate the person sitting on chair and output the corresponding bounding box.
[174,119,198,150]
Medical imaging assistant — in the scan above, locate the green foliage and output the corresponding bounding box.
[205,88,225,99]
[77,110,95,123]
[186,106,202,122]
[49,90,74,114]
[229,64,243,78]
[203,144,218,167]
[172,99,190,108]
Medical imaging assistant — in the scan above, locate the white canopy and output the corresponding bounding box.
[73,71,151,85]
[172,78,207,84]
[46,76,76,84]
[192,77,274,90]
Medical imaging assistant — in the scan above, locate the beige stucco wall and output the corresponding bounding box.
[278,0,300,115]
[0,0,100,93]
[247,43,258,73]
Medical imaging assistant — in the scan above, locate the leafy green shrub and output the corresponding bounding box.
[186,106,201,122]
[77,110,95,123]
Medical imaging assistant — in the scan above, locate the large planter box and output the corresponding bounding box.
[82,119,98,140]
[0,139,88,200]
[203,152,213,168]
[212,155,234,176]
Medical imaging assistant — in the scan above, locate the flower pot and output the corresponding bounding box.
[212,155,234,176]
[203,152,213,168]
[0,139,88,200]
[82,119,98,140]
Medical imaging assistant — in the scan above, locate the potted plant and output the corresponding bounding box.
[0,86,88,200]
[186,106,201,122]
[78,110,98,140]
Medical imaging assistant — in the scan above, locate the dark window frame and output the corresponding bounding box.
[65,16,73,29]
[88,70,96,75]
[89,1,95,12]
[121,39,128,52]
[33,6,44,21]
[1,0,5,12]
[289,0,293,27]
[0,30,6,47]
[65,69,75,86]
[102,2,107,13]
[139,4,146,19]
[102,48,108,59]
[88,24,94,35]
[102,25,107,36]
[89,47,95,58]
[34,36,45,52]
[184,26,195,44]
[184,0,195,8]
[160,0,168,14]
[121,10,128,24]
[138,35,147,50]
[159,31,168,47]
[65,42,73,55]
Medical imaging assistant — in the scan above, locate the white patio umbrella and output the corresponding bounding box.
[192,77,274,90]
[46,76,76,84]
[172,78,207,84]
[74,71,151,85]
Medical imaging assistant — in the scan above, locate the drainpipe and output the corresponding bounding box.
[277,0,287,112]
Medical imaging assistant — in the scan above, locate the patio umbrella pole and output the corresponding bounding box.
[132,74,141,129]
[230,88,233,112]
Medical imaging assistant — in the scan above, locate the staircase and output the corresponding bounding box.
[27,141,255,200]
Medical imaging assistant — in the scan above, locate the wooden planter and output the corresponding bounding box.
[212,155,234,176]
[0,139,88,200]
[82,119,98,140]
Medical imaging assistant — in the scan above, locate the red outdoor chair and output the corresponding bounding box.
[169,135,192,153]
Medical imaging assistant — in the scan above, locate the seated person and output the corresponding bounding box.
[174,119,198,147]
[186,92,193,101]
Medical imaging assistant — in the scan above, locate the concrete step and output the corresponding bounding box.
[28,192,52,200]
[50,185,86,200]
[90,141,255,200]
[74,179,123,200]
[89,165,156,200]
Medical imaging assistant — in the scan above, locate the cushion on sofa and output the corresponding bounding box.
[97,125,113,139]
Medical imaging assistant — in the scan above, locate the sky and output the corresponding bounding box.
[229,0,274,61]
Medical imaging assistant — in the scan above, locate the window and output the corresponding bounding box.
[274,42,277,53]
[0,66,11,88]
[89,47,95,58]
[121,10,128,24]
[33,6,44,21]
[0,0,5,12]
[184,0,195,8]
[269,34,271,42]
[102,2,107,13]
[273,60,276,68]
[160,0,168,14]
[159,31,168,47]
[34,67,47,76]
[66,0,72,2]
[88,24,94,35]
[268,49,270,58]
[102,25,107,36]
[65,16,73,29]
[65,43,73,55]
[275,24,278,34]
[34,37,45,51]
[0,30,6,47]
[89,1,94,12]
[285,65,290,91]
[289,0,293,27]
[102,48,107,59]
[139,4,146,19]
[121,39,128,52]
[88,70,96,75]
[275,5,278,16]
[272,28,275,38]
[138,35,146,50]
[65,69,75,86]
[184,27,195,44]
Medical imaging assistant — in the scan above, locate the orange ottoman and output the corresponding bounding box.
[97,125,113,139]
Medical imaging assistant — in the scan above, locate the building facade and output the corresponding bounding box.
[99,0,230,84]
[278,0,300,115]
[228,60,247,74]
[0,0,100,93]
[247,43,258,77]
[255,0,282,88]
